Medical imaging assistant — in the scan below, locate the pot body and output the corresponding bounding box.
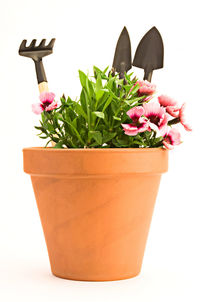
[23,148,168,281]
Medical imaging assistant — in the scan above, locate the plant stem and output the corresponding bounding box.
[168,117,180,126]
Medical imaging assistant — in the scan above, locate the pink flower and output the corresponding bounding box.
[32,103,44,115]
[163,128,181,150]
[143,102,168,133]
[158,95,179,118]
[136,80,156,96]
[166,106,180,118]
[158,95,177,107]
[32,92,57,115]
[121,106,149,136]
[143,95,153,103]
[179,103,192,131]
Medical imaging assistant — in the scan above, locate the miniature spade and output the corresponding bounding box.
[112,27,132,79]
[133,27,164,82]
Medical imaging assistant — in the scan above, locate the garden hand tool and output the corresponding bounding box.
[112,26,132,79]
[132,27,164,82]
[19,38,55,93]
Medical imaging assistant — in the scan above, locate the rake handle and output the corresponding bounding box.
[34,60,47,84]
[38,82,49,93]
[34,60,49,93]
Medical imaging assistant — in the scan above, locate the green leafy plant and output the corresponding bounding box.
[33,66,191,149]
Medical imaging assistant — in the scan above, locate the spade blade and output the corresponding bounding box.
[112,26,132,78]
[133,27,164,82]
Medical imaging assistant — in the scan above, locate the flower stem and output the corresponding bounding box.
[168,117,180,126]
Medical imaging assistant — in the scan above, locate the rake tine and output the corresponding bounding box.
[39,39,46,47]
[29,39,37,48]
[47,38,56,49]
[19,39,27,50]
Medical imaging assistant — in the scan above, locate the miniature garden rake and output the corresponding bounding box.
[19,38,55,93]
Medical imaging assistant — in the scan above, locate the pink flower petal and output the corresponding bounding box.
[137,122,149,133]
[163,128,181,149]
[148,122,159,132]
[163,140,174,150]
[159,124,169,137]
[166,105,180,118]
[179,103,192,131]
[158,95,178,107]
[45,101,58,111]
[168,128,181,145]
[159,112,168,128]
[143,102,164,117]
[144,102,166,120]
[137,80,156,96]
[39,92,55,104]
[121,124,139,136]
[123,129,140,136]
[127,106,144,120]
[32,103,44,115]
[143,102,168,134]
[121,119,149,136]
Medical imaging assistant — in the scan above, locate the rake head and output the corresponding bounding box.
[19,38,56,62]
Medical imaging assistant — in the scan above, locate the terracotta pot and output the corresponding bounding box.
[23,147,168,281]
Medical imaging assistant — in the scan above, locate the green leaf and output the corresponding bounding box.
[54,142,64,148]
[106,87,120,100]
[152,136,164,147]
[34,126,45,131]
[83,88,91,130]
[86,77,94,99]
[64,120,85,145]
[124,72,137,85]
[103,66,109,74]
[79,70,87,88]
[102,95,113,112]
[132,140,143,145]
[46,123,55,133]
[51,136,59,143]
[93,66,108,80]
[95,73,103,92]
[92,111,105,119]
[80,89,87,114]
[89,131,102,145]
[75,103,87,120]
[129,83,139,95]
[124,96,146,105]
[44,140,52,147]
[95,90,105,101]
[66,96,75,106]
[113,116,121,121]
[116,79,124,86]
[102,130,116,143]
[72,117,77,128]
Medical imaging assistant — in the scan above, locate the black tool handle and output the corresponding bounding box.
[34,60,47,83]
[119,62,126,79]
[144,69,153,82]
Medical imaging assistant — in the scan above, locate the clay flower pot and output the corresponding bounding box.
[23,147,168,281]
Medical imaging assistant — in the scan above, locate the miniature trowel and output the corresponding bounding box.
[112,27,132,79]
[133,27,164,82]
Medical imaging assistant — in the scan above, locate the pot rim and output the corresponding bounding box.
[23,147,167,153]
[23,147,168,176]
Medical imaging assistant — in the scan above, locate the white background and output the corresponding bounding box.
[0,0,200,301]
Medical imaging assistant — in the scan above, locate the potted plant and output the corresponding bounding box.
[21,28,191,281]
